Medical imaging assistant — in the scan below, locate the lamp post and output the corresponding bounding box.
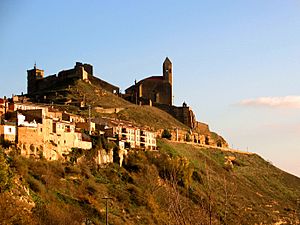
[102,197,112,225]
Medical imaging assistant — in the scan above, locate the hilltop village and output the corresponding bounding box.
[1,60,300,225]
[0,59,228,165]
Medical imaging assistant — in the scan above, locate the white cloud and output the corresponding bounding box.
[238,96,300,108]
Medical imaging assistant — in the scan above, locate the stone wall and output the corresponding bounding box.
[18,126,44,158]
[94,149,113,165]
[36,75,58,92]
[193,121,210,135]
[154,103,197,129]
[95,107,124,114]
[157,126,228,148]
[125,79,172,106]
[88,75,120,94]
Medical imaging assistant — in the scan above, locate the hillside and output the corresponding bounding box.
[33,80,188,131]
[44,80,228,146]
[33,80,226,138]
[0,140,299,224]
[69,81,191,130]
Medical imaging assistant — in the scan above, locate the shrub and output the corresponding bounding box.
[161,129,172,140]
[27,176,45,193]
[0,192,38,224]
[65,165,81,175]
[69,148,84,164]
[34,202,85,225]
[124,151,147,173]
[127,184,146,206]
[192,170,203,184]
[152,152,194,188]
[185,133,191,142]
[112,146,120,165]
[0,150,12,192]
[0,137,13,149]
[223,163,233,172]
[10,154,28,176]
[78,162,92,179]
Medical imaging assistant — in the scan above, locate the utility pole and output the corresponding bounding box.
[3,96,7,118]
[102,197,112,225]
[88,105,91,135]
[134,79,138,105]
[296,198,300,218]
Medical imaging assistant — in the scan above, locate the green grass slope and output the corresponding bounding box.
[1,141,299,225]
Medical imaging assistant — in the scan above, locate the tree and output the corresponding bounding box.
[162,129,172,140]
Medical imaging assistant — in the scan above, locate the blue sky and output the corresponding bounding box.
[1,0,300,177]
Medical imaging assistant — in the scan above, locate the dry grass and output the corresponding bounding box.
[116,105,188,130]
[2,138,300,224]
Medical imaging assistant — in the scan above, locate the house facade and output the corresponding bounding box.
[14,103,92,160]
[101,119,157,150]
[0,98,8,118]
[0,123,16,143]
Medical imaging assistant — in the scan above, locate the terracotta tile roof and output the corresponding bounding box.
[144,75,164,81]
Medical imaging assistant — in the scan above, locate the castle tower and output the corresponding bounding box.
[163,57,172,84]
[27,64,44,94]
[163,57,173,105]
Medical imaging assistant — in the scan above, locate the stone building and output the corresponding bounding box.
[15,104,92,160]
[27,62,119,95]
[125,57,173,106]
[0,98,8,118]
[155,102,198,129]
[0,123,16,143]
[96,117,157,150]
[124,58,201,129]
[105,124,156,150]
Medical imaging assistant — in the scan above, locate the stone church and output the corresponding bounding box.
[125,57,173,106]
[124,58,201,130]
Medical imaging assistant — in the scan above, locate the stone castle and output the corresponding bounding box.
[27,62,119,95]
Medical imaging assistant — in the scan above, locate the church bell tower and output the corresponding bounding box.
[163,57,173,105]
[163,57,172,84]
